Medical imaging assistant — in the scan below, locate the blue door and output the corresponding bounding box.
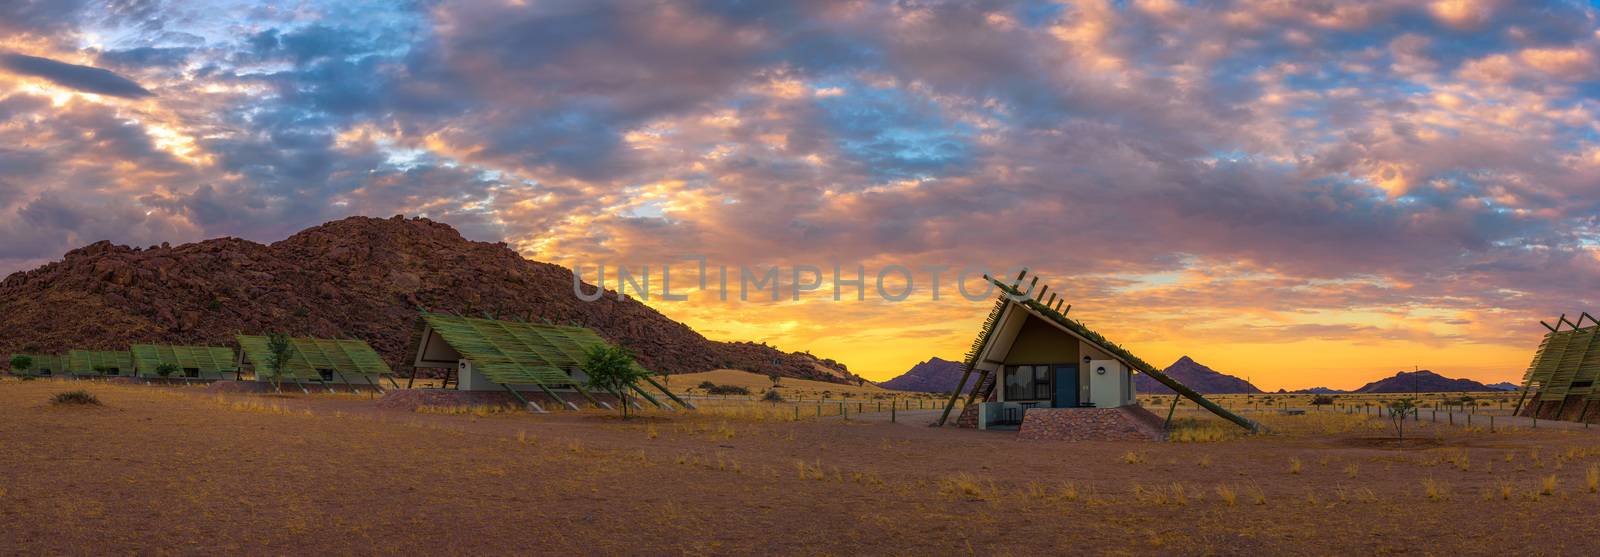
[1053,365,1079,408]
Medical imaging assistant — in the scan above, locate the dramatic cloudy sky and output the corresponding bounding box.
[4,0,1600,389]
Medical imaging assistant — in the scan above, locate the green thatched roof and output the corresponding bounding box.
[9,354,65,374]
[1521,323,1600,401]
[237,335,391,381]
[130,344,237,377]
[420,312,633,386]
[67,350,134,375]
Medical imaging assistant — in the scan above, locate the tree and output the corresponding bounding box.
[1311,395,1335,407]
[9,355,32,378]
[583,344,649,419]
[155,363,180,378]
[264,333,296,390]
[1387,398,1417,440]
[768,373,782,387]
[761,389,785,403]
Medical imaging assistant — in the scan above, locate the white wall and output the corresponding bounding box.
[1089,359,1129,408]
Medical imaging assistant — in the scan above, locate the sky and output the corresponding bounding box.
[3,0,1600,390]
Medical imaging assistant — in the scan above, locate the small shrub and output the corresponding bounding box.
[697,381,716,390]
[706,384,751,396]
[761,389,785,403]
[155,363,180,378]
[51,390,101,406]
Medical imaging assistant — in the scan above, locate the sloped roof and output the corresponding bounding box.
[9,354,65,373]
[419,313,632,386]
[957,274,1259,432]
[1521,321,1600,401]
[130,344,237,377]
[67,350,134,375]
[237,335,391,380]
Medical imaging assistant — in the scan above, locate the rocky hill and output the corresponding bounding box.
[0,216,855,382]
[1135,356,1262,394]
[879,357,970,393]
[1352,370,1499,393]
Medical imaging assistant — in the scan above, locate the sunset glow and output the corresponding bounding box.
[5,1,1600,389]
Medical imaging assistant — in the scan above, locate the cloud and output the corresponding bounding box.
[3,0,1600,388]
[1,53,154,98]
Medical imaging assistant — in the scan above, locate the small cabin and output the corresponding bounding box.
[412,312,686,412]
[236,335,391,391]
[131,344,239,380]
[938,271,1258,438]
[966,293,1138,428]
[10,354,65,377]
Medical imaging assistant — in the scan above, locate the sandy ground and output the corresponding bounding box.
[6,378,1600,555]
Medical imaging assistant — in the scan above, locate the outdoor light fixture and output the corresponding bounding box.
[1096,366,1107,375]
[1083,356,1092,366]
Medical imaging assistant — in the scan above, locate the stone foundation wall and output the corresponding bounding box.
[1518,394,1599,423]
[955,404,980,428]
[1017,407,1164,441]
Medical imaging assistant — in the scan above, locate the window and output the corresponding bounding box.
[317,369,335,382]
[1004,366,1052,401]
[183,368,200,378]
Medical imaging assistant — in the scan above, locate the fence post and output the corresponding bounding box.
[1490,415,1494,433]
[816,404,821,417]
[842,402,848,420]
[891,404,897,423]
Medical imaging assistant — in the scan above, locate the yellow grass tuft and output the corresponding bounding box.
[1288,457,1303,475]
[1540,474,1559,497]
[1122,451,1146,464]
[1215,484,1237,507]
[1422,478,1450,502]
[414,404,516,416]
[1343,462,1359,479]
[940,473,999,501]
[1588,464,1599,493]
[1196,454,1212,468]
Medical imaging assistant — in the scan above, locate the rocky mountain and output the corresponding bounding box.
[1486,382,1519,391]
[1352,370,1498,393]
[1134,356,1262,394]
[879,357,970,393]
[1287,387,1347,394]
[0,216,855,382]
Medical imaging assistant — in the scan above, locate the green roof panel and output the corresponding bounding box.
[67,350,135,376]
[237,335,391,381]
[130,344,238,377]
[419,313,638,386]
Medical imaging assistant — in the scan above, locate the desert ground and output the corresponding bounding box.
[6,377,1600,556]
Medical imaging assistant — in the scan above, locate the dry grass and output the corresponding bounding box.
[1422,478,1450,502]
[415,404,519,416]
[1215,484,1237,506]
[4,381,1598,555]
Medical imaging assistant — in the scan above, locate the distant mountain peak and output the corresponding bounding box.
[1353,369,1499,393]
[1135,356,1261,395]
[880,357,970,393]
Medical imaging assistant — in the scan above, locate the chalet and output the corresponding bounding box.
[131,344,239,380]
[411,312,689,413]
[937,270,1258,439]
[236,335,393,393]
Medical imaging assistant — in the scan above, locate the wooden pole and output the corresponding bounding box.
[1163,395,1180,430]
